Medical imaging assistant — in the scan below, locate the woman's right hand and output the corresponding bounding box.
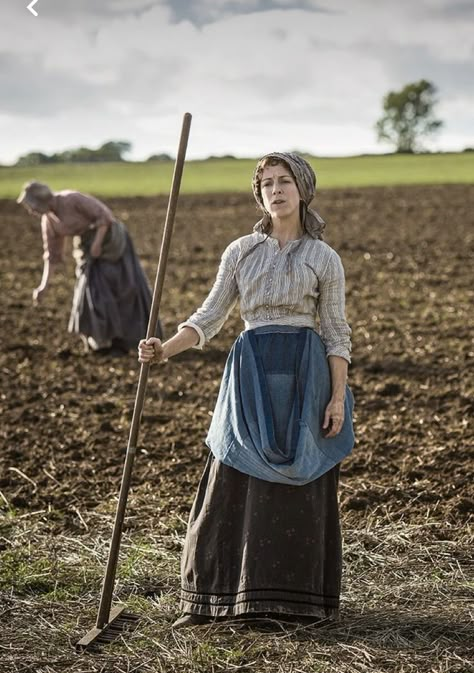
[138,337,166,364]
[32,286,47,305]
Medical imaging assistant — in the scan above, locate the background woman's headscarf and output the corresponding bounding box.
[252,152,326,240]
[16,181,54,211]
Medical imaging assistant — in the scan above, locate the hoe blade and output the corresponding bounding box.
[76,605,139,652]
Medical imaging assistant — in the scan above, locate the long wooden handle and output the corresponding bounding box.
[96,112,192,628]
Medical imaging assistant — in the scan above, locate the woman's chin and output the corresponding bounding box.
[270,209,294,221]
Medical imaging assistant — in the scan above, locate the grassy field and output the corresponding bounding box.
[0,152,473,198]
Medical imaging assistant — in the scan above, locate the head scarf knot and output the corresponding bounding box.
[252,152,325,239]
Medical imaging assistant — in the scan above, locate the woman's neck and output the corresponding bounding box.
[270,216,303,246]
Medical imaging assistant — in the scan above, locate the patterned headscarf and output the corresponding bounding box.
[252,152,325,239]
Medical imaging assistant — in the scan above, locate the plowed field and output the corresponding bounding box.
[1,186,472,522]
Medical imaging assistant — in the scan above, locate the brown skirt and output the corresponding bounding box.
[180,454,342,619]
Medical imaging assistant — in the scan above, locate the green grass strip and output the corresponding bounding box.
[0,152,472,198]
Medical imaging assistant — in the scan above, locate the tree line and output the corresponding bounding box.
[15,141,174,167]
[13,80,471,166]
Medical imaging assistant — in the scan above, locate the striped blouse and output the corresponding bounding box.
[179,232,352,363]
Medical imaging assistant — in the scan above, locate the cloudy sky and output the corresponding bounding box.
[0,0,472,163]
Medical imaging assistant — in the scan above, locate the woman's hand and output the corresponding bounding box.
[322,397,345,438]
[32,286,47,305]
[138,337,167,364]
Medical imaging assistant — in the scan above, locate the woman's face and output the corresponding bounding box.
[260,163,301,221]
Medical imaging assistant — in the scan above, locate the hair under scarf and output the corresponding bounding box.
[252,152,326,240]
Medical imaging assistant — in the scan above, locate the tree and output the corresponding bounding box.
[146,153,173,162]
[97,141,132,161]
[14,140,133,165]
[16,152,54,166]
[376,80,443,153]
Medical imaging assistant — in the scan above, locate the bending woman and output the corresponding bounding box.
[18,181,161,354]
[139,152,354,626]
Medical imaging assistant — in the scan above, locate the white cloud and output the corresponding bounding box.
[0,0,472,163]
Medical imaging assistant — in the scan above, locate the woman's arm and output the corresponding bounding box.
[318,249,352,437]
[328,354,348,400]
[138,326,199,364]
[177,242,240,348]
[318,250,352,362]
[323,355,348,438]
[33,258,54,303]
[33,215,64,303]
[73,193,114,258]
[138,242,240,362]
[89,212,113,258]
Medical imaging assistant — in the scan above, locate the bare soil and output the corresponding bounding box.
[0,185,473,527]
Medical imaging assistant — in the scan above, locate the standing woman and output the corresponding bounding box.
[139,152,354,626]
[17,181,161,354]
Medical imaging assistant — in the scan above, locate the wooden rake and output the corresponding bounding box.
[76,112,192,651]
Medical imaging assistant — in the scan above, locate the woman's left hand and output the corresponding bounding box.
[322,398,345,438]
[90,241,102,258]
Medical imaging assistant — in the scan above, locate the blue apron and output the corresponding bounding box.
[206,325,354,485]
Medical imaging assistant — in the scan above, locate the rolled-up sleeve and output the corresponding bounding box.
[41,214,65,264]
[318,250,352,363]
[178,242,240,349]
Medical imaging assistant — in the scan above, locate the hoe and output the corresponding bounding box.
[76,112,192,651]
